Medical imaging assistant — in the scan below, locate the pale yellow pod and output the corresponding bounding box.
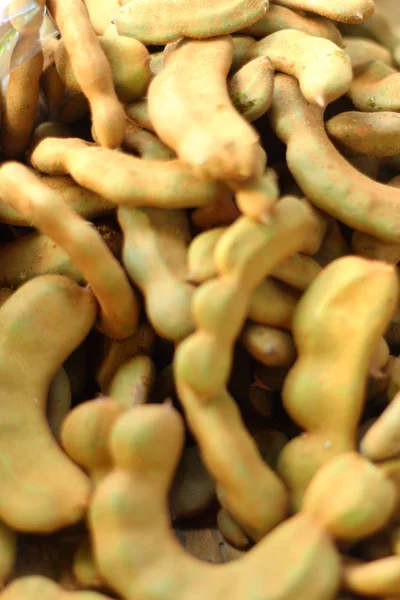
[114,0,267,44]
[125,99,155,132]
[241,3,343,46]
[361,392,400,461]
[83,0,119,34]
[228,57,274,123]
[0,575,114,599]
[250,29,352,107]
[349,60,400,112]
[343,556,400,597]
[248,278,299,330]
[187,227,226,284]
[148,37,265,182]
[241,323,296,367]
[344,36,393,68]
[122,129,175,161]
[217,508,251,549]
[273,0,374,24]
[107,355,156,409]
[233,168,279,222]
[271,253,321,291]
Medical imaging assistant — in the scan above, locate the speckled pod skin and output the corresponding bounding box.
[273,0,374,24]
[125,100,155,132]
[269,74,400,243]
[250,29,352,106]
[278,256,398,511]
[344,37,393,68]
[83,0,119,34]
[0,275,95,532]
[123,130,175,161]
[0,576,114,599]
[148,37,265,182]
[241,3,342,45]
[90,404,340,600]
[349,60,400,112]
[29,136,231,210]
[115,0,267,44]
[228,57,274,123]
[119,207,195,342]
[55,35,151,103]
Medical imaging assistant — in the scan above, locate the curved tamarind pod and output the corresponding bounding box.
[361,392,400,461]
[187,228,226,284]
[83,0,119,34]
[55,36,151,103]
[0,162,139,340]
[352,230,400,264]
[303,453,396,541]
[241,324,296,367]
[233,168,279,222]
[47,0,125,148]
[30,136,230,209]
[269,74,400,243]
[278,256,398,511]
[344,37,393,68]
[248,278,299,330]
[114,0,267,44]
[0,275,95,531]
[176,197,316,397]
[123,130,175,161]
[90,404,341,600]
[349,60,400,112]
[241,4,343,45]
[125,100,155,132]
[191,195,240,230]
[273,0,374,24]
[0,576,114,599]
[250,30,352,107]
[341,11,400,68]
[119,207,195,342]
[94,322,155,392]
[170,445,216,521]
[343,556,400,597]
[228,57,274,123]
[0,523,16,585]
[231,35,256,71]
[271,253,321,291]
[47,367,72,442]
[1,45,43,159]
[326,111,400,158]
[62,398,125,486]
[217,508,251,550]
[148,37,265,183]
[107,355,156,409]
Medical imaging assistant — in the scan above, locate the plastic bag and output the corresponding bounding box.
[0,0,58,78]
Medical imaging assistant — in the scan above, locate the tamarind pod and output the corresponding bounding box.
[349,60,400,112]
[0,523,16,585]
[47,367,72,442]
[344,36,393,68]
[271,253,321,291]
[31,121,71,144]
[269,74,400,243]
[176,197,317,397]
[107,355,156,409]
[0,163,139,340]
[83,0,119,34]
[55,35,151,103]
[341,10,400,68]
[58,93,90,124]
[303,453,396,541]
[148,37,265,183]
[62,398,126,486]
[114,0,267,44]
[1,46,43,159]
[343,557,400,597]
[231,35,256,71]
[327,111,400,158]
[191,195,240,230]
[241,324,296,367]
[122,130,175,161]
[47,0,126,149]
[228,57,274,123]
[0,275,95,531]
[119,207,194,341]
[217,508,251,550]
[272,0,374,24]
[352,230,400,264]
[125,100,155,132]
[250,30,352,107]
[94,322,155,392]
[0,575,114,599]
[187,228,226,284]
[313,217,350,267]
[170,446,216,521]
[29,136,230,209]
[90,405,341,600]
[248,278,299,330]
[278,256,398,511]
[233,168,279,222]
[361,392,400,461]
[241,4,343,45]
[41,41,67,111]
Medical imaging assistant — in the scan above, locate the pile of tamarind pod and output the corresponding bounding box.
[4,0,400,598]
